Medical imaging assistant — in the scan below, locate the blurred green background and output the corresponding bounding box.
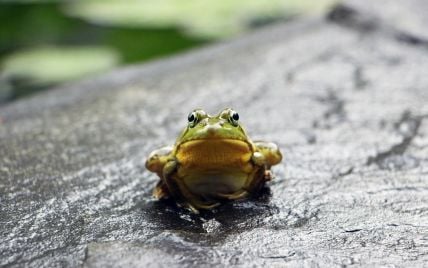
[0,0,336,103]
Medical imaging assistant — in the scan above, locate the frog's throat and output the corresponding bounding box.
[179,135,248,144]
[175,139,252,169]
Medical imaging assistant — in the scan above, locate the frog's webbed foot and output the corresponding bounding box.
[177,202,200,214]
[178,201,221,214]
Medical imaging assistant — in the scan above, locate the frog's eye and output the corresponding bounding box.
[232,111,239,121]
[229,110,239,126]
[187,111,198,127]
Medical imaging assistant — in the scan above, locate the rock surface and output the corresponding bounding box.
[1,1,428,267]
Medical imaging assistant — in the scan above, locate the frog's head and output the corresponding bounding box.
[177,108,249,144]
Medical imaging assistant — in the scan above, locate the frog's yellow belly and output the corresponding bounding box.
[176,139,252,168]
[175,139,254,196]
[182,171,250,196]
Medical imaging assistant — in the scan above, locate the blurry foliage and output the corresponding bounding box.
[65,0,336,38]
[0,0,336,102]
[3,46,119,83]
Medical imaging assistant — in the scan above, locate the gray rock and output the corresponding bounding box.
[339,0,428,41]
[1,1,428,267]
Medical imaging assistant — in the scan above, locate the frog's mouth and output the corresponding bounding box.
[176,138,252,168]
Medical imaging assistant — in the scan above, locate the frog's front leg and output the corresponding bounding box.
[252,141,282,181]
[253,141,282,167]
[145,146,173,199]
[161,158,180,200]
[145,146,173,177]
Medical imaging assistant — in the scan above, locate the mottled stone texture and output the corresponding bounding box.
[1,1,428,267]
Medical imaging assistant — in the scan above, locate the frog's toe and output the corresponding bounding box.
[180,203,200,214]
[153,181,170,199]
[180,201,221,214]
[178,202,215,214]
[264,170,274,181]
[217,190,248,200]
[195,201,221,210]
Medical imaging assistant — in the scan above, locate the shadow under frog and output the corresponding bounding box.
[141,186,278,243]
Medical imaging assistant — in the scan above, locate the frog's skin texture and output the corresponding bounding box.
[145,108,282,213]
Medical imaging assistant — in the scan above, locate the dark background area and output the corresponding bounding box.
[0,2,206,101]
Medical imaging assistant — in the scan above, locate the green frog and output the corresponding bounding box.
[145,108,282,213]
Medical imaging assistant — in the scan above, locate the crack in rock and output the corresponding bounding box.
[395,31,428,49]
[328,3,428,50]
[344,228,363,233]
[265,207,320,230]
[327,4,378,32]
[313,90,347,129]
[333,166,354,181]
[367,111,425,168]
[353,65,368,90]
[285,49,337,83]
[259,251,296,259]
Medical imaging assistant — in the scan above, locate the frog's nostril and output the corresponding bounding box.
[206,126,216,134]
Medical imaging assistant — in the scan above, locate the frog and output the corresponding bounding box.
[145,108,282,213]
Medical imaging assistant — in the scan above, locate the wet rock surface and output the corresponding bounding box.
[1,1,428,267]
